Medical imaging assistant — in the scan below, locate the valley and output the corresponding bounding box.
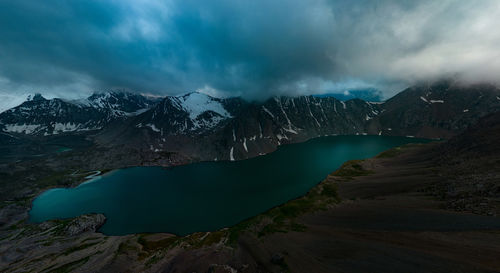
[0,81,499,272]
[2,2,500,272]
[0,111,499,272]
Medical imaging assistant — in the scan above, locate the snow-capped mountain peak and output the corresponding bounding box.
[175,92,232,119]
[132,92,236,136]
[0,91,160,136]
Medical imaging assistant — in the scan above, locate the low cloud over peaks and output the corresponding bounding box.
[0,0,499,100]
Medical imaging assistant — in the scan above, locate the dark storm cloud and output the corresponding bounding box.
[0,0,499,100]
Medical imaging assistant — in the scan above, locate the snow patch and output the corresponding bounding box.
[305,97,321,127]
[420,96,429,103]
[276,97,298,134]
[283,128,298,134]
[54,122,80,132]
[262,106,274,119]
[178,92,231,120]
[191,115,225,130]
[463,109,469,113]
[3,123,42,134]
[422,96,444,104]
[243,138,248,152]
[276,134,287,141]
[145,123,160,132]
[229,147,235,161]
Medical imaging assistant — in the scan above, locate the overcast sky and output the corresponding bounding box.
[0,0,499,103]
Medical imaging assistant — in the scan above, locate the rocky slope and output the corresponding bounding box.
[431,111,500,215]
[367,80,500,138]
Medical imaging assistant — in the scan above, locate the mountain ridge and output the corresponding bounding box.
[0,92,159,136]
[91,81,500,165]
[1,81,499,166]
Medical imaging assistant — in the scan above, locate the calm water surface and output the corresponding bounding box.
[30,136,429,235]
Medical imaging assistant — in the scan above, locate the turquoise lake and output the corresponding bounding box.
[29,136,429,236]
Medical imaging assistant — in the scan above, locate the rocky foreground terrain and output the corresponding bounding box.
[1,112,499,272]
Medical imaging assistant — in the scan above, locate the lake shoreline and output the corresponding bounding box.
[2,131,499,272]
[29,135,430,236]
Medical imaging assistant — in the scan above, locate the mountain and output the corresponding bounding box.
[0,92,158,136]
[133,92,241,134]
[217,96,381,160]
[366,80,500,138]
[2,97,500,273]
[95,93,382,163]
[94,82,500,165]
[76,92,158,117]
[1,81,499,166]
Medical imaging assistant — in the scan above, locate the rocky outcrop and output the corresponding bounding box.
[64,213,106,236]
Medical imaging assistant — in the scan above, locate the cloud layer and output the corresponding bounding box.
[1,0,499,100]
